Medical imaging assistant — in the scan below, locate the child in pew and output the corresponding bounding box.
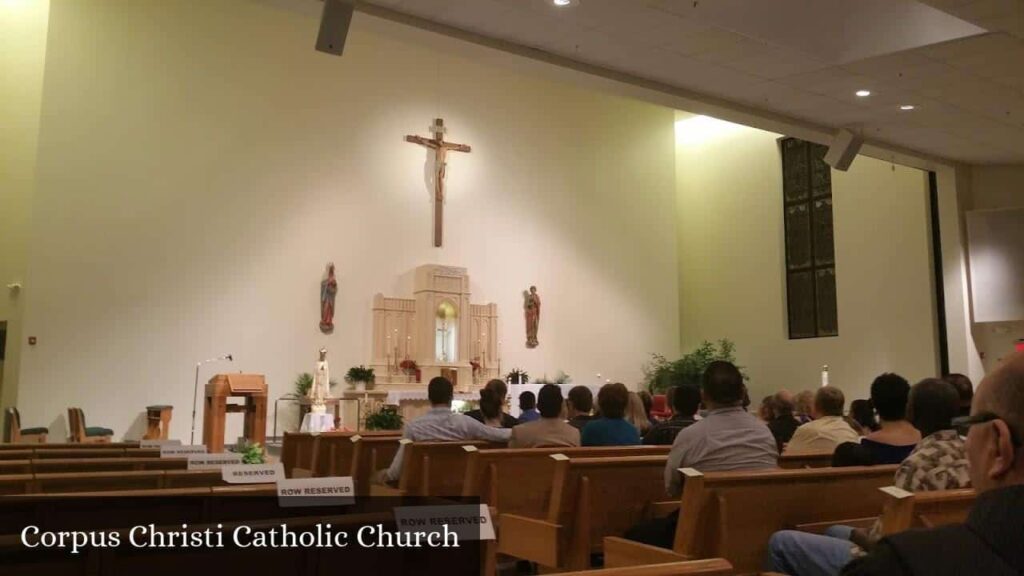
[767,378,970,576]
[624,362,778,548]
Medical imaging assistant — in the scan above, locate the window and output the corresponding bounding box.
[781,137,838,338]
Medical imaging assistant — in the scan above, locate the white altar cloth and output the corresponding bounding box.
[300,412,336,433]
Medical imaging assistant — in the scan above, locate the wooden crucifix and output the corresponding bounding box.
[405,118,471,247]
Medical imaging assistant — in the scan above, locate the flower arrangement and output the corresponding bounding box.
[470,359,482,376]
[399,359,418,374]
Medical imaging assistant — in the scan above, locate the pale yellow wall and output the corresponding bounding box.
[19,0,678,440]
[676,114,938,402]
[0,0,50,410]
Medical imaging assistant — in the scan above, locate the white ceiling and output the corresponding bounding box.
[362,0,1024,164]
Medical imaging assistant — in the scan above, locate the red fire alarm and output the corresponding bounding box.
[1015,339,1024,353]
[28,336,36,346]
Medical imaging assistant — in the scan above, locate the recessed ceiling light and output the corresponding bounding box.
[856,90,871,97]
[553,0,572,5]
[900,105,915,111]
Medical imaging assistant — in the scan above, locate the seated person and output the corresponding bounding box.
[566,385,595,430]
[626,361,777,548]
[848,399,880,434]
[637,390,659,427]
[580,383,641,446]
[643,385,700,446]
[794,390,815,424]
[834,374,920,467]
[518,391,541,423]
[382,377,511,483]
[509,384,580,448]
[842,353,1024,576]
[943,372,974,418]
[785,386,860,453]
[626,391,653,437]
[768,378,970,576]
[465,379,518,428]
[767,393,800,451]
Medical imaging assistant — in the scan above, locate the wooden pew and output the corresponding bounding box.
[0,450,34,461]
[557,560,734,576]
[878,486,975,536]
[161,470,232,489]
[0,474,33,495]
[778,451,834,469]
[396,440,500,497]
[350,435,403,495]
[312,430,401,478]
[604,465,898,575]
[0,460,31,475]
[30,457,188,474]
[32,470,167,493]
[31,448,130,459]
[463,445,671,518]
[281,431,318,477]
[0,442,139,450]
[498,454,669,571]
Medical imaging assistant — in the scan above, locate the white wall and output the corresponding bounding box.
[0,0,50,410]
[18,0,679,440]
[675,114,939,403]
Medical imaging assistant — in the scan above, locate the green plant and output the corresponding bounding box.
[345,365,376,388]
[505,368,529,385]
[234,441,266,464]
[364,406,404,431]
[643,339,747,394]
[291,372,339,397]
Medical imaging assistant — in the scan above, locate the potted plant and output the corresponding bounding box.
[642,339,746,394]
[232,440,266,464]
[364,405,404,431]
[345,365,376,391]
[505,368,529,385]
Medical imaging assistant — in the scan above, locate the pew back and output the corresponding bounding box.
[398,441,497,496]
[778,451,834,469]
[879,486,975,535]
[350,435,402,495]
[281,431,318,477]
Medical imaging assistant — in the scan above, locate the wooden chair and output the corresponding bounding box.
[604,465,899,574]
[463,445,671,518]
[144,405,173,440]
[350,434,403,495]
[557,560,734,576]
[878,486,975,536]
[3,408,48,444]
[498,454,670,571]
[67,407,113,443]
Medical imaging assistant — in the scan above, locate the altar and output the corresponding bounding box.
[342,264,500,427]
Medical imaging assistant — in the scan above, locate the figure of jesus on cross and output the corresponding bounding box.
[405,118,471,247]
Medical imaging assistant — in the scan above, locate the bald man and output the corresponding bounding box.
[842,353,1024,576]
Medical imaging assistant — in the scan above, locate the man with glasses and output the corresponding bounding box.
[842,352,1024,575]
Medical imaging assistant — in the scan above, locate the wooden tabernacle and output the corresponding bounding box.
[202,374,267,453]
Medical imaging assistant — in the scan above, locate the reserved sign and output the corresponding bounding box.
[187,453,243,470]
[277,476,355,508]
[160,444,207,458]
[221,463,284,484]
[141,439,182,449]
[393,504,495,541]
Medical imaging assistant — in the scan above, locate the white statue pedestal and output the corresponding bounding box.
[300,412,336,433]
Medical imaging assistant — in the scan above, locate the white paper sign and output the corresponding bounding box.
[141,439,182,449]
[187,453,243,470]
[393,504,495,541]
[160,444,207,458]
[221,463,284,484]
[277,476,355,507]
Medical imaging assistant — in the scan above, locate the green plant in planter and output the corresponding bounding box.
[233,441,266,464]
[364,406,403,431]
[643,339,747,394]
[505,368,529,385]
[345,365,376,389]
[290,372,339,398]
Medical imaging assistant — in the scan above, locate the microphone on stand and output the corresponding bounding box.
[191,354,234,445]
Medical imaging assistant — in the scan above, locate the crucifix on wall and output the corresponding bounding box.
[405,118,471,247]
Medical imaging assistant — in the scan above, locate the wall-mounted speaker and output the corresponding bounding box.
[823,128,863,171]
[316,0,355,56]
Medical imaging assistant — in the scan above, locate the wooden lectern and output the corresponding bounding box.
[203,373,267,453]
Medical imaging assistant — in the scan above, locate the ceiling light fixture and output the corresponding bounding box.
[855,90,871,97]
[900,105,915,110]
[553,0,571,5]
